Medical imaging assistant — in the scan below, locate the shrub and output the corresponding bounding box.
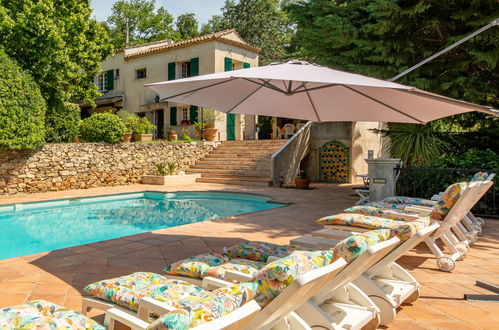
[0,49,46,150]
[45,101,81,143]
[430,149,499,170]
[132,117,156,134]
[79,113,126,143]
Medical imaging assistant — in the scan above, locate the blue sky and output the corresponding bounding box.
[90,0,226,24]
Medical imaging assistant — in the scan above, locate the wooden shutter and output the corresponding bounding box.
[170,107,177,125]
[189,105,198,124]
[243,62,250,69]
[224,57,232,72]
[190,58,199,77]
[106,69,114,90]
[168,62,176,80]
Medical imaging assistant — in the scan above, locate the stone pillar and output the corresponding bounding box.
[366,158,401,202]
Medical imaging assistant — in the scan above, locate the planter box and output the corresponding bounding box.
[133,134,153,142]
[142,173,201,185]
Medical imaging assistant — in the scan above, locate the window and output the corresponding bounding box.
[137,112,146,118]
[181,62,191,78]
[135,68,147,79]
[178,106,190,125]
[97,73,107,92]
[182,107,189,121]
[115,69,120,78]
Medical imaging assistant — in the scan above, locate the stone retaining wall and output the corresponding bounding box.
[0,142,215,195]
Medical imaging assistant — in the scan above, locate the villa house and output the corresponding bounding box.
[87,29,260,140]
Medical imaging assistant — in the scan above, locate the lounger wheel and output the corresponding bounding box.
[455,243,469,260]
[370,296,396,326]
[403,287,420,304]
[437,257,456,272]
[476,217,485,226]
[474,225,482,235]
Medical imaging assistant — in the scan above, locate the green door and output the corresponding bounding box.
[225,57,236,140]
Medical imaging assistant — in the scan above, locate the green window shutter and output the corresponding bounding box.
[106,69,114,90]
[168,62,176,80]
[224,57,232,72]
[190,57,199,77]
[170,107,177,125]
[189,105,198,124]
[243,62,250,69]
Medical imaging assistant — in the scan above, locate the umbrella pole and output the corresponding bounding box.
[201,107,205,142]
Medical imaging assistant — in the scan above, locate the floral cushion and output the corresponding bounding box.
[332,229,391,263]
[270,244,315,258]
[364,201,409,210]
[84,272,205,311]
[0,300,104,329]
[344,205,419,221]
[317,213,406,230]
[252,250,334,307]
[205,258,266,280]
[224,241,278,262]
[147,282,258,330]
[391,218,430,241]
[380,196,434,207]
[471,172,488,181]
[164,253,229,279]
[430,182,467,220]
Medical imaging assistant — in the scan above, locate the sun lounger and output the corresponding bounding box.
[293,222,440,324]
[0,300,104,329]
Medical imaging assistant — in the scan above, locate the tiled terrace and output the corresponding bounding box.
[0,183,497,329]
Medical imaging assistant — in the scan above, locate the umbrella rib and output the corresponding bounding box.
[227,83,266,114]
[304,82,321,122]
[159,78,237,102]
[292,83,340,94]
[342,85,425,124]
[240,78,288,94]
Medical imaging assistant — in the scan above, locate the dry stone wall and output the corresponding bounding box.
[0,142,215,195]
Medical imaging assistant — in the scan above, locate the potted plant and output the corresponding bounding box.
[132,117,156,142]
[166,127,178,141]
[295,169,311,189]
[142,162,201,184]
[116,110,137,143]
[203,121,218,142]
[194,122,204,139]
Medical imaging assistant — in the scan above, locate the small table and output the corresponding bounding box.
[353,174,369,205]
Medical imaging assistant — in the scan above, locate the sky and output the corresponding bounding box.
[90,0,226,24]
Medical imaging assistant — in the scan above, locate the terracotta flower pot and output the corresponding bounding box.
[133,134,153,142]
[122,132,132,143]
[295,178,311,189]
[204,128,218,142]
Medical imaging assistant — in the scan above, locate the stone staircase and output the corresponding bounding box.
[187,140,287,186]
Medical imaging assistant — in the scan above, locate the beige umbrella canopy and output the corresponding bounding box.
[146,60,497,124]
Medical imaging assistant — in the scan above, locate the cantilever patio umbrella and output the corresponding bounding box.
[146,60,497,123]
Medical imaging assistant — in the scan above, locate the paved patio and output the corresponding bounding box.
[0,183,497,329]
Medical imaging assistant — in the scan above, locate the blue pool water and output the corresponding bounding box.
[0,192,284,260]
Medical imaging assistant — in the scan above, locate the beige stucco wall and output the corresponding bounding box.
[350,122,385,183]
[99,37,259,141]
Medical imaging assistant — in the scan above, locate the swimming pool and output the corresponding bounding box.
[0,192,284,260]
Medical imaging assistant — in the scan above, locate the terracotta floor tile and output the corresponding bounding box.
[0,282,34,294]
[26,294,66,305]
[32,283,68,296]
[0,294,28,307]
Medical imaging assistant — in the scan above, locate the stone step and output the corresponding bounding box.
[209,149,277,155]
[203,154,271,160]
[196,177,271,187]
[200,173,270,179]
[222,140,286,145]
[190,164,271,170]
[186,168,270,176]
[196,159,264,166]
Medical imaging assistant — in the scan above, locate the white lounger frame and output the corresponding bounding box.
[295,223,439,325]
[105,298,262,330]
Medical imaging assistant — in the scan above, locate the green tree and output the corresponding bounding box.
[211,0,292,64]
[0,0,113,142]
[107,0,178,48]
[286,0,498,108]
[0,50,46,150]
[176,13,199,40]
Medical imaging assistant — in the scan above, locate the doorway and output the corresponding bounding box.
[155,109,165,139]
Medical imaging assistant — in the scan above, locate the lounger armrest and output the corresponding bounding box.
[385,211,420,221]
[201,276,233,290]
[421,199,437,206]
[404,206,431,215]
[224,269,254,283]
[106,307,149,330]
[137,297,176,320]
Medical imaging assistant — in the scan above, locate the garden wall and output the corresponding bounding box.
[0,142,215,195]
